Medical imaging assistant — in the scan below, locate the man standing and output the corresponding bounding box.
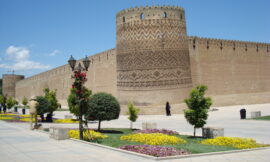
[29,96,38,130]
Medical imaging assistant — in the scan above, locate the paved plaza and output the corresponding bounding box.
[1,104,270,162]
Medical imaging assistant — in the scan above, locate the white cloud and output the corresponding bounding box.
[6,45,29,61]
[48,49,61,56]
[12,60,51,71]
[2,45,51,72]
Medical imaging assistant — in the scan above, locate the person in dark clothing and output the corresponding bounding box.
[165,102,171,116]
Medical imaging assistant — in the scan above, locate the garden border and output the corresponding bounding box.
[69,138,270,161]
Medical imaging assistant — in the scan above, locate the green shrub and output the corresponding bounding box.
[35,96,50,121]
[86,92,120,131]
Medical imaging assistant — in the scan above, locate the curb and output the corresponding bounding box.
[68,138,270,161]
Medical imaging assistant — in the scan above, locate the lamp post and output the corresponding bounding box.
[68,55,90,140]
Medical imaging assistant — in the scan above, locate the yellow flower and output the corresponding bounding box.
[68,130,108,141]
[54,119,79,123]
[120,133,186,145]
[201,137,266,149]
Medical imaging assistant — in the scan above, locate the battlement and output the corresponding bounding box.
[116,5,185,24]
[189,36,270,52]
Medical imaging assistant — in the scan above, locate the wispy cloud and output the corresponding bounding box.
[48,49,61,56]
[1,45,51,72]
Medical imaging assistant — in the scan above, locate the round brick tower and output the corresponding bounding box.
[116,6,192,106]
[2,74,24,98]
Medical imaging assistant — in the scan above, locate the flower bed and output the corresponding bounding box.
[68,130,108,141]
[120,133,186,145]
[119,145,191,157]
[54,119,78,123]
[201,137,268,149]
[0,114,40,123]
[133,129,178,135]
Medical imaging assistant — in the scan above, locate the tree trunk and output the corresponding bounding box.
[130,121,133,130]
[193,127,196,137]
[98,120,101,131]
[40,114,44,122]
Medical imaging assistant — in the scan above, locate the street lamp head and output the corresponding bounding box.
[68,55,76,71]
[83,56,90,71]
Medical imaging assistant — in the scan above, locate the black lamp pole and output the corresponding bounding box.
[68,55,90,140]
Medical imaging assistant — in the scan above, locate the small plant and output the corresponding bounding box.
[184,85,212,137]
[127,102,140,129]
[22,96,28,114]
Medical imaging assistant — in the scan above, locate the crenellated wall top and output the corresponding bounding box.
[189,36,270,50]
[116,5,185,24]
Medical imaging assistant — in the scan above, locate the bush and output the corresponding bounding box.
[35,96,50,121]
[184,85,212,137]
[44,88,59,114]
[86,92,120,131]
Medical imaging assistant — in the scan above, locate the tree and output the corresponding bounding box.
[127,102,140,129]
[0,95,4,113]
[35,96,50,122]
[44,88,60,122]
[6,96,16,109]
[184,85,212,137]
[67,87,92,118]
[22,96,28,114]
[86,92,120,131]
[22,96,28,106]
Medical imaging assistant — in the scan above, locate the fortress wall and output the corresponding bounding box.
[15,49,117,107]
[189,37,270,106]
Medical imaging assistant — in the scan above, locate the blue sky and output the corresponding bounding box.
[0,0,269,77]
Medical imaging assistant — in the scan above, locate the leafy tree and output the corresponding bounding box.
[0,79,2,95]
[127,102,140,129]
[44,88,59,114]
[6,96,16,109]
[35,96,50,121]
[0,95,4,113]
[0,95,7,113]
[86,92,120,131]
[68,87,92,118]
[184,85,212,137]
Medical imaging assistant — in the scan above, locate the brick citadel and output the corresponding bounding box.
[2,6,270,114]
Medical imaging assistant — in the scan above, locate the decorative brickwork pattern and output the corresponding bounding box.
[116,6,192,90]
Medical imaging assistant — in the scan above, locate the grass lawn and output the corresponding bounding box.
[249,115,270,120]
[94,128,238,154]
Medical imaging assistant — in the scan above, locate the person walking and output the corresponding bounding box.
[165,102,171,116]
